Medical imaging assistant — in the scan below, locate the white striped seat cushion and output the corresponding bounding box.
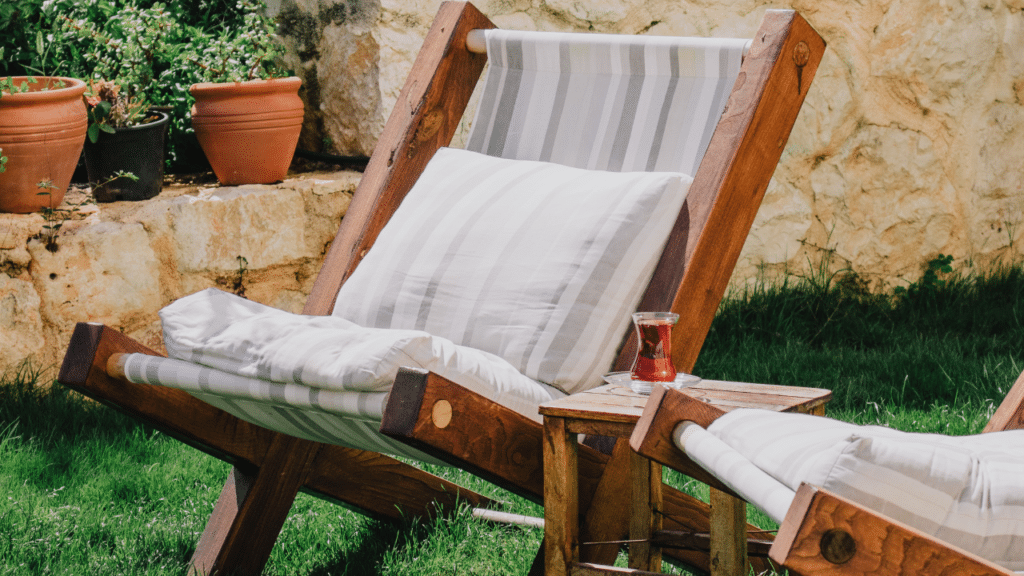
[332,147,692,394]
[465,30,747,174]
[696,409,1024,571]
[120,288,564,463]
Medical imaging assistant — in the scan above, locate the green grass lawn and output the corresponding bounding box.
[1,262,1021,575]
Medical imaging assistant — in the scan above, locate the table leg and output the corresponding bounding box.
[544,416,578,576]
[709,487,748,576]
[628,452,662,571]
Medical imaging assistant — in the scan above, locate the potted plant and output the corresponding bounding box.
[0,75,88,213]
[62,4,176,201]
[81,79,169,201]
[185,0,302,186]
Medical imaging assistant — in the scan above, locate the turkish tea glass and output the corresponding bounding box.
[630,312,679,382]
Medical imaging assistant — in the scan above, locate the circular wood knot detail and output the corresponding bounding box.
[820,528,857,565]
[793,41,811,67]
[431,399,453,429]
[418,108,446,141]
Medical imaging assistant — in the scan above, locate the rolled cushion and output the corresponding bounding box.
[707,409,1024,571]
[159,287,562,421]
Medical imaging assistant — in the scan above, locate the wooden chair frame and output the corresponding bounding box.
[56,2,824,574]
[631,371,1024,576]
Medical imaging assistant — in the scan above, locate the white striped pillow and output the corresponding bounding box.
[707,409,1024,571]
[332,147,692,394]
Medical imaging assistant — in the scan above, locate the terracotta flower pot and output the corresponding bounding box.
[0,77,88,213]
[190,77,303,186]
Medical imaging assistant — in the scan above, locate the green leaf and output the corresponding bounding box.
[100,124,116,134]
[87,123,100,143]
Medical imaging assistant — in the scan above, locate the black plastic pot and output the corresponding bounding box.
[84,110,170,202]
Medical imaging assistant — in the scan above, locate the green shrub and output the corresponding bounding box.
[0,0,290,173]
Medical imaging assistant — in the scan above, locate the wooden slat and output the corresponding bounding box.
[201,434,321,574]
[540,385,652,422]
[984,369,1024,433]
[189,467,253,575]
[769,484,1014,576]
[709,488,748,576]
[541,382,832,423]
[544,417,579,576]
[303,443,492,518]
[303,0,495,315]
[627,451,659,571]
[567,420,637,438]
[579,440,634,564]
[651,530,773,557]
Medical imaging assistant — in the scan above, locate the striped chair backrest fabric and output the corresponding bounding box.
[465,29,748,175]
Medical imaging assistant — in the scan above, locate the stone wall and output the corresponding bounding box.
[272,0,1024,288]
[0,173,356,377]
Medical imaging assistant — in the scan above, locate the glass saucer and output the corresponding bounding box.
[602,371,701,395]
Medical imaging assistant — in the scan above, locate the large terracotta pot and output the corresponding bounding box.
[190,77,303,186]
[0,77,88,213]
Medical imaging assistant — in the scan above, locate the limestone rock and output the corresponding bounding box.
[293,0,1024,288]
[171,185,308,274]
[0,275,45,374]
[0,171,357,376]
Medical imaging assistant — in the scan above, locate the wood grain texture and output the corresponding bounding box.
[579,439,634,564]
[205,434,321,574]
[303,442,492,518]
[304,0,495,315]
[984,369,1024,432]
[769,484,1014,576]
[709,488,748,576]
[544,417,579,576]
[627,451,660,571]
[189,467,254,575]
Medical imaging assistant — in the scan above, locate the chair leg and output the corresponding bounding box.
[190,437,321,575]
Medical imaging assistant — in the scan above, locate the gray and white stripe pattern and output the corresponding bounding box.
[696,408,1024,571]
[123,353,447,464]
[466,30,747,175]
[332,148,692,394]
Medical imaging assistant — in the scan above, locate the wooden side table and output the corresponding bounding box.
[539,381,830,576]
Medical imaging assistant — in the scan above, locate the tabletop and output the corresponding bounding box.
[539,380,833,424]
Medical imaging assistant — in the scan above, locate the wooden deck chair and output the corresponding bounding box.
[631,370,1024,576]
[55,2,824,574]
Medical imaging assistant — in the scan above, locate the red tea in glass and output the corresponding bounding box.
[630,312,679,382]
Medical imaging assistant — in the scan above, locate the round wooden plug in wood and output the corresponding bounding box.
[820,528,857,565]
[431,399,453,429]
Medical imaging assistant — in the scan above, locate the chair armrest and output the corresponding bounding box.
[771,484,1015,576]
[629,385,741,495]
[985,369,1024,432]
